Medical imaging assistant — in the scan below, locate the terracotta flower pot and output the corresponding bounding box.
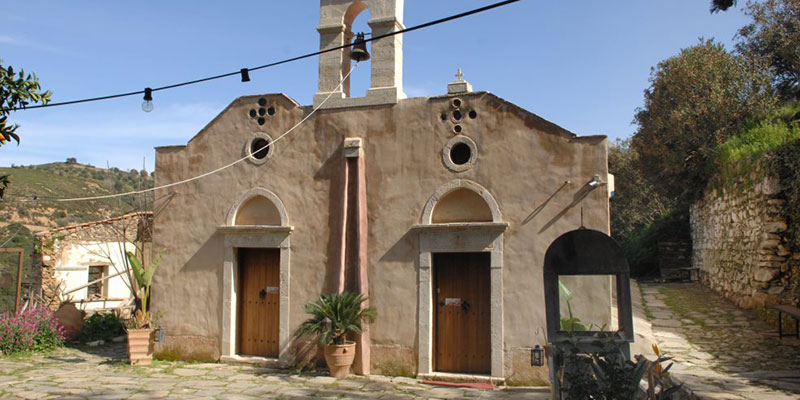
[324,341,356,378]
[54,303,83,341]
[126,329,154,365]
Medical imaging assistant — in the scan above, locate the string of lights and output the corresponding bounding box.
[49,62,360,202]
[5,0,521,112]
[0,0,521,204]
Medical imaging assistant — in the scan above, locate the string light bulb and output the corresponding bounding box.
[240,68,251,82]
[142,88,154,112]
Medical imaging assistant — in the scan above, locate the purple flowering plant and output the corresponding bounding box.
[0,306,65,354]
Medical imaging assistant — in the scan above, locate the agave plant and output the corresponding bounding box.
[294,291,376,345]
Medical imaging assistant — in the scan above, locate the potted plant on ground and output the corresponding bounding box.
[294,291,376,378]
[124,251,163,365]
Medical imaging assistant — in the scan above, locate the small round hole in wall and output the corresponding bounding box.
[441,113,448,122]
[453,125,463,134]
[469,110,477,119]
[268,107,275,116]
[452,110,463,121]
[249,109,257,118]
[258,117,266,125]
[450,143,471,165]
[452,98,462,108]
[258,98,267,107]
[258,108,266,116]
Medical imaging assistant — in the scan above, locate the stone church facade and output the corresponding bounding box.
[153,0,612,384]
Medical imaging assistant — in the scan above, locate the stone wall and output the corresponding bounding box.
[691,159,799,309]
[32,212,152,309]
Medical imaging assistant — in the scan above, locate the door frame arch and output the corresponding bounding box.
[415,179,506,379]
[219,188,292,363]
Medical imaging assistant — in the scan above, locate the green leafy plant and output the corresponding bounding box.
[125,250,164,329]
[294,291,376,345]
[559,281,588,332]
[0,306,65,354]
[556,336,680,399]
[0,60,52,149]
[80,311,125,342]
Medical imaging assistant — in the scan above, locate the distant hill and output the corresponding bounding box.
[0,161,154,231]
[0,161,153,312]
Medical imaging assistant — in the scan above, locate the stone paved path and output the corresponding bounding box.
[639,282,800,400]
[0,344,549,399]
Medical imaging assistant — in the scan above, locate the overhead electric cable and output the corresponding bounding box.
[4,0,521,111]
[53,62,360,202]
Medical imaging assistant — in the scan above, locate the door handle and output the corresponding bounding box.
[461,300,470,312]
[438,301,445,307]
[259,289,267,298]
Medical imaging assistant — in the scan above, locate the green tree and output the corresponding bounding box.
[736,0,800,100]
[1,59,51,199]
[0,59,51,147]
[609,139,673,244]
[710,0,737,13]
[631,39,776,207]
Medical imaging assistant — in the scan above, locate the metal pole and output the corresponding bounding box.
[0,248,24,313]
[15,249,23,313]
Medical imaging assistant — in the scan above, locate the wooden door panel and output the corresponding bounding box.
[434,252,490,374]
[237,248,280,357]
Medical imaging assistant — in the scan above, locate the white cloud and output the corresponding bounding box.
[0,34,75,56]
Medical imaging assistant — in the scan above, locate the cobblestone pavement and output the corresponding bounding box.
[639,282,800,400]
[0,344,548,399]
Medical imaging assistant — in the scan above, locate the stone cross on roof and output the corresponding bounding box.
[448,68,472,94]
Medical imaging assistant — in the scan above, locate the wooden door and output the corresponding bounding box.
[237,248,280,357]
[433,252,491,374]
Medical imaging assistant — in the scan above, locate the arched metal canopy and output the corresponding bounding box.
[543,229,634,347]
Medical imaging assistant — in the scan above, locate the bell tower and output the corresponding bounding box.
[313,0,406,108]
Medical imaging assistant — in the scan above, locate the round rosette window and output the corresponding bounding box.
[245,134,274,165]
[442,135,477,172]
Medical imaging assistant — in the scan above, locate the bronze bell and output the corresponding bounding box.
[350,32,370,62]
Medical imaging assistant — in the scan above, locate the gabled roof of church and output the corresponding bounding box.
[155,91,605,150]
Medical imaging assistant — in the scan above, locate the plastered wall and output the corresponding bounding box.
[153,91,610,381]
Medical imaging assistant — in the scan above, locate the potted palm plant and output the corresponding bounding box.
[294,291,376,378]
[124,251,163,365]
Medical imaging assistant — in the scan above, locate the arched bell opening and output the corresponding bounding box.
[344,2,372,98]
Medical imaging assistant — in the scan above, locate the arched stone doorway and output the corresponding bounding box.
[219,188,293,363]
[415,179,506,379]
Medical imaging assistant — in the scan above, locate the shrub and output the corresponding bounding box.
[718,121,800,165]
[80,311,125,343]
[556,338,680,399]
[0,306,65,354]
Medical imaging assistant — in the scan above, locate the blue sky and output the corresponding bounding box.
[1,1,752,171]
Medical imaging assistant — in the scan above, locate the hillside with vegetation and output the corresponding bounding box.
[0,160,153,312]
[0,160,153,231]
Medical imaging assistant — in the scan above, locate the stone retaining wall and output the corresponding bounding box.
[690,159,799,309]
